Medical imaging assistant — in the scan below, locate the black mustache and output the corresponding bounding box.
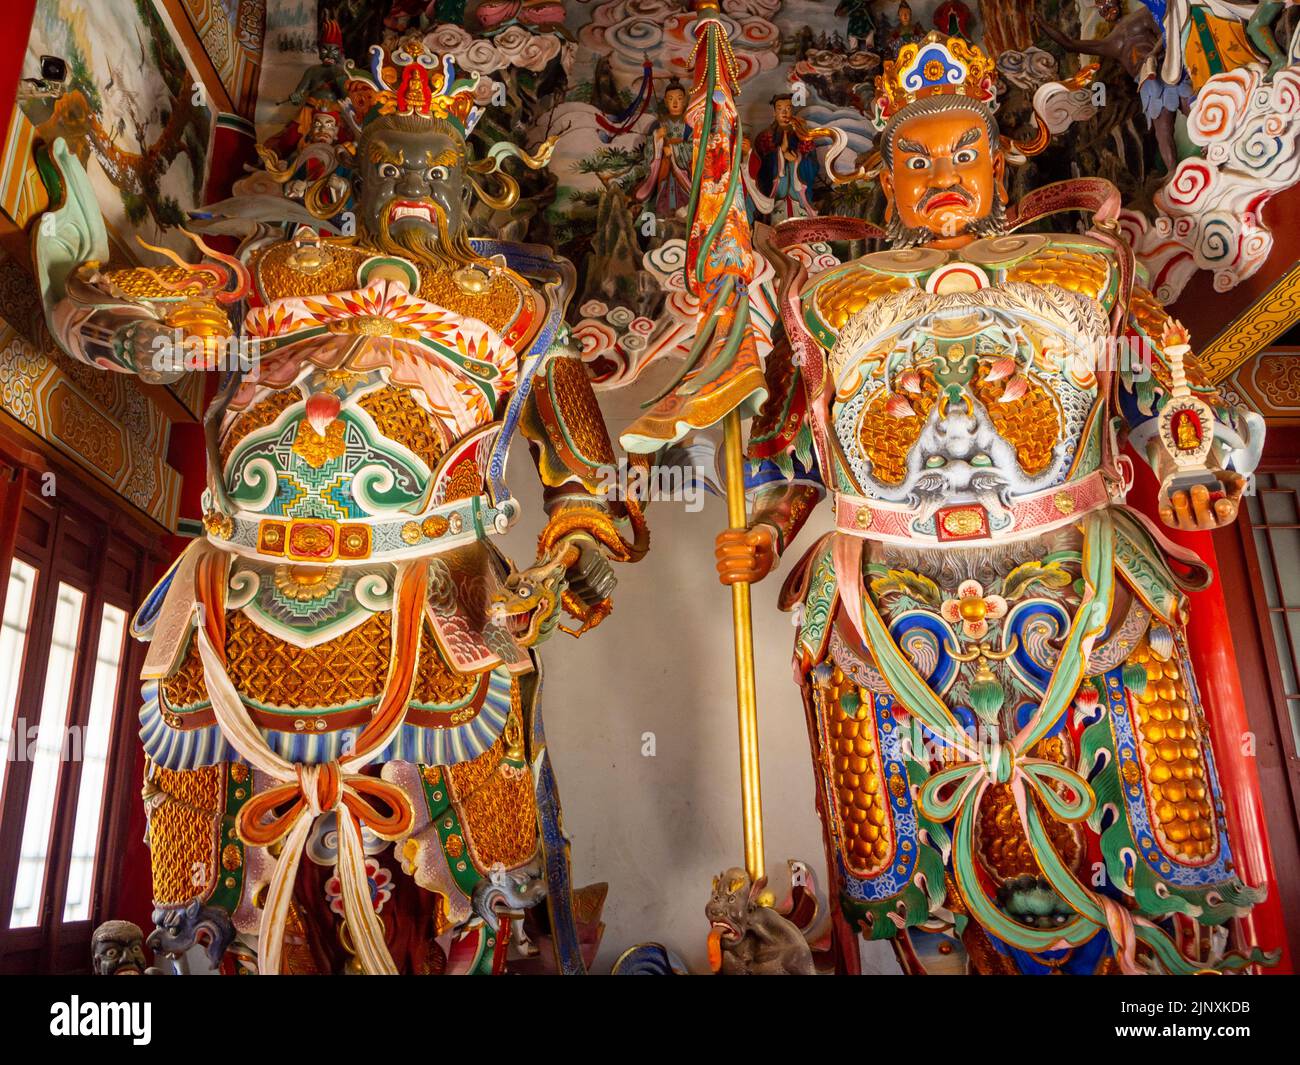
[918,185,973,209]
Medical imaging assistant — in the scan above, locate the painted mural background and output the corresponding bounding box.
[20,0,214,261]
[177,0,268,116]
[242,1,1299,402]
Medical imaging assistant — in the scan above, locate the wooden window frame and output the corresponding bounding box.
[0,443,162,973]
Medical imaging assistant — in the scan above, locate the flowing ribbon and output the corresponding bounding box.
[917,750,1228,972]
[856,510,1263,970]
[916,749,1106,958]
[194,549,429,974]
[597,61,654,141]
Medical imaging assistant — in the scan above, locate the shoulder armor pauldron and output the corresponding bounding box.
[801,253,926,351]
[521,353,615,492]
[252,239,369,303]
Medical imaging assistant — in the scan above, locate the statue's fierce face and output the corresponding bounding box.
[92,922,147,975]
[357,120,468,254]
[880,105,1006,249]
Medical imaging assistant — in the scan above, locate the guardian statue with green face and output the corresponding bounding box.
[36,40,645,976]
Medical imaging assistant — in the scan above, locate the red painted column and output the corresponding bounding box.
[0,0,37,149]
[1125,449,1293,973]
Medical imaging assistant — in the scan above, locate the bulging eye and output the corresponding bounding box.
[906,156,930,171]
[427,165,449,181]
[954,148,978,165]
[378,162,399,179]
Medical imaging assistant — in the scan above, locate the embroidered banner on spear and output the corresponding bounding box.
[620,2,770,881]
[619,3,769,453]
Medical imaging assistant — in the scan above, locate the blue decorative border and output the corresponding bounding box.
[139,667,514,769]
[831,693,921,903]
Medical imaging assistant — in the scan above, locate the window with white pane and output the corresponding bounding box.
[9,582,85,929]
[0,465,153,972]
[62,604,127,922]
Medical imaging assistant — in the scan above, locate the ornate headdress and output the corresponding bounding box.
[320,14,344,52]
[871,32,998,132]
[350,43,484,140]
[343,40,558,213]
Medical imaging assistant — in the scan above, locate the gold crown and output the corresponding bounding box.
[872,32,998,131]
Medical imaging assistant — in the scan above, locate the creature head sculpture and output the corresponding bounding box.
[91,920,148,975]
[147,900,235,973]
[704,867,817,976]
[705,867,757,946]
[873,33,1008,249]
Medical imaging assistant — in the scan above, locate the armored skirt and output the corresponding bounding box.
[782,509,1264,975]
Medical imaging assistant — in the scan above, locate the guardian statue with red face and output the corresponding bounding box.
[716,32,1272,975]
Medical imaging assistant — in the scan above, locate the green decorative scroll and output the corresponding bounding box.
[861,510,1271,970]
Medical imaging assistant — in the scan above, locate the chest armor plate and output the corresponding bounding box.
[811,235,1119,531]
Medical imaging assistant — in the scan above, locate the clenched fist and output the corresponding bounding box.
[714,525,778,586]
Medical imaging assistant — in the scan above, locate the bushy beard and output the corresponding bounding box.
[886,197,1009,249]
[369,201,484,272]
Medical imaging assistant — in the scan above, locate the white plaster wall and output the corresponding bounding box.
[497,364,900,974]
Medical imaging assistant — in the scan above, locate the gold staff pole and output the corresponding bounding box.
[663,1,767,885]
[722,408,764,882]
[697,0,765,884]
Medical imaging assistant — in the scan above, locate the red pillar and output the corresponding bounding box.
[1125,449,1293,973]
[0,0,37,149]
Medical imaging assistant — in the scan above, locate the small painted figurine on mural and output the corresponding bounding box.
[835,0,878,50]
[36,38,646,975]
[1156,0,1292,85]
[1036,1,1184,172]
[634,77,694,234]
[881,1,928,58]
[270,15,355,158]
[750,93,820,223]
[1037,0,1292,175]
[715,33,1274,974]
[933,0,973,38]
